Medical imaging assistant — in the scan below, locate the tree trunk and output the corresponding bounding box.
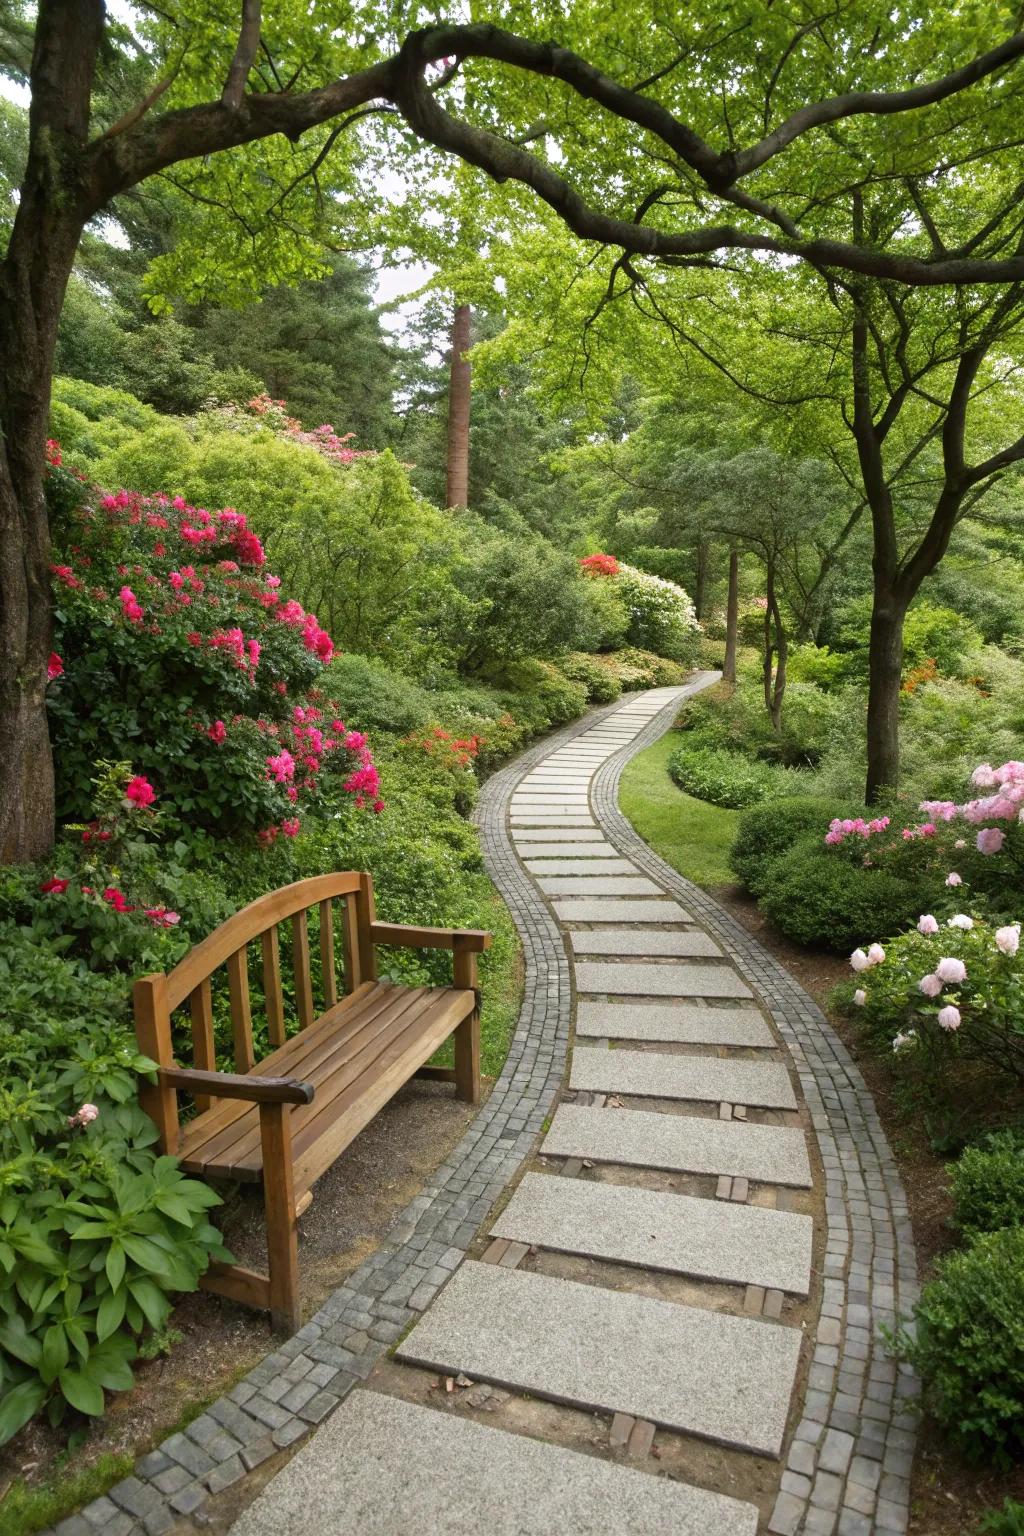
[762,559,787,731]
[0,0,102,861]
[722,546,739,684]
[865,583,908,804]
[445,302,471,509]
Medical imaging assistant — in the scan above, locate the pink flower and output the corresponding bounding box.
[39,877,70,895]
[281,818,300,837]
[947,914,974,930]
[208,720,227,744]
[935,956,967,984]
[972,763,998,788]
[917,914,939,935]
[937,1005,961,1032]
[103,886,135,914]
[169,570,185,590]
[344,730,367,751]
[945,872,963,887]
[995,924,1021,957]
[125,774,156,808]
[266,750,295,783]
[47,652,64,680]
[853,988,867,1007]
[918,973,943,998]
[850,948,870,972]
[867,943,886,966]
[67,1103,99,1128]
[372,798,385,814]
[119,585,144,623]
[144,907,180,927]
[977,827,1005,855]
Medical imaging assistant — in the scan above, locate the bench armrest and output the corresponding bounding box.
[368,923,492,953]
[160,1067,314,1105]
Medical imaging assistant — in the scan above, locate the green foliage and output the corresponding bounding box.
[483,659,589,731]
[895,1226,1024,1465]
[613,563,700,662]
[979,1499,1024,1535]
[557,651,622,703]
[599,648,689,690]
[577,576,630,652]
[730,797,843,897]
[836,597,985,680]
[0,930,225,1442]
[668,742,794,809]
[951,1132,1024,1239]
[758,836,926,951]
[619,733,739,888]
[455,533,591,670]
[325,655,432,736]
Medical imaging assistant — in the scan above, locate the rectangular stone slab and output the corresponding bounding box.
[544,1103,811,1186]
[536,875,664,896]
[570,1047,797,1109]
[398,1261,800,1457]
[576,1001,774,1047]
[513,842,620,858]
[575,960,752,998]
[568,928,722,958]
[513,826,607,842]
[230,1391,758,1536]
[553,897,695,922]
[492,1173,813,1295]
[525,858,637,876]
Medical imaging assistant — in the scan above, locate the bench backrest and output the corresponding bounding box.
[133,871,378,1150]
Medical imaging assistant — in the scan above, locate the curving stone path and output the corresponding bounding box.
[71,683,918,1536]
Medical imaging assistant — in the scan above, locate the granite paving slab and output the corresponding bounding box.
[492,1172,813,1294]
[535,875,664,895]
[574,960,752,997]
[568,927,723,957]
[510,814,597,826]
[397,1261,801,1457]
[553,896,695,922]
[570,1046,798,1108]
[575,1001,775,1046]
[543,1103,812,1186]
[512,840,620,858]
[512,826,608,842]
[230,1392,758,1536]
[524,858,637,876]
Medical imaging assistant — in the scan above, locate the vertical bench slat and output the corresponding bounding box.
[342,892,361,994]
[355,871,379,987]
[319,899,337,1009]
[261,927,286,1048]
[226,946,255,1072]
[189,978,217,1112]
[293,910,314,1030]
[134,974,179,1153]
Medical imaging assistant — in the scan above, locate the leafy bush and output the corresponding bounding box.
[979,1499,1024,1535]
[730,797,843,897]
[951,1132,1024,1238]
[577,574,630,651]
[325,654,432,735]
[595,648,689,691]
[48,474,381,846]
[455,532,591,669]
[759,835,927,951]
[895,1226,1024,1464]
[487,659,589,730]
[668,741,792,809]
[557,651,622,703]
[613,563,700,662]
[0,931,225,1443]
[835,596,985,680]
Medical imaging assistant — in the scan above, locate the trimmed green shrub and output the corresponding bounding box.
[668,742,797,810]
[979,1499,1024,1534]
[758,835,925,951]
[730,796,844,897]
[895,1225,1024,1464]
[325,654,433,735]
[557,651,622,703]
[950,1132,1024,1238]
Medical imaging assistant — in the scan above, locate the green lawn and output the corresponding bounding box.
[619,732,739,888]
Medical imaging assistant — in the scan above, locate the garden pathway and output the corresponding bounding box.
[67,684,917,1536]
[226,683,919,1536]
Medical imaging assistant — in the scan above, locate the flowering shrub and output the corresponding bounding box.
[0,933,226,1443]
[842,916,1024,1085]
[234,393,377,467]
[579,557,700,662]
[47,469,381,845]
[579,552,620,577]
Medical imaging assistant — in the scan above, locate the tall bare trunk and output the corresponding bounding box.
[865,587,906,804]
[722,546,739,684]
[445,303,471,509]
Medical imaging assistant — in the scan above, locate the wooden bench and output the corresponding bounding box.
[133,871,491,1331]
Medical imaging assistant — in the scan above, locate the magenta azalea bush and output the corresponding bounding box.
[47,475,381,848]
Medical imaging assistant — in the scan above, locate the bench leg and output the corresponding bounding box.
[259,1103,302,1332]
[454,1010,481,1105]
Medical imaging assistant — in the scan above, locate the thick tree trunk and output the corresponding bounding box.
[865,585,907,804]
[0,0,102,861]
[761,559,787,731]
[445,302,471,508]
[722,546,739,683]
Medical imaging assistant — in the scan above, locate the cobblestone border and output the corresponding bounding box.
[54,700,627,1536]
[592,692,921,1536]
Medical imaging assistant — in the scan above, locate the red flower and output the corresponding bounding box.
[103,886,134,913]
[579,552,620,577]
[125,774,156,808]
[39,877,70,895]
[47,652,64,681]
[207,720,227,744]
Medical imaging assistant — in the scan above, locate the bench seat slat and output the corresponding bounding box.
[178,982,475,1188]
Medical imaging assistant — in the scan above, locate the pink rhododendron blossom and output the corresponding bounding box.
[977,826,1005,855]
[867,943,885,965]
[169,570,185,590]
[917,914,939,935]
[47,652,63,680]
[971,764,998,788]
[145,907,180,927]
[919,800,958,822]
[266,750,295,783]
[125,774,156,808]
[947,914,974,930]
[103,886,134,913]
[850,948,870,972]
[935,956,967,984]
[208,720,227,744]
[281,818,300,837]
[39,877,69,895]
[996,923,1021,957]
[918,973,943,998]
[937,1005,961,1031]
[119,585,144,622]
[853,989,867,1007]
[945,872,963,887]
